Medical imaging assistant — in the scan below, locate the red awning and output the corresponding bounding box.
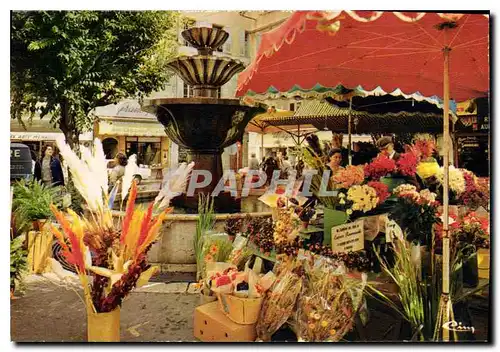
[237,11,489,102]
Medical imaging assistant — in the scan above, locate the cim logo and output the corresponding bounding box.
[442,321,475,334]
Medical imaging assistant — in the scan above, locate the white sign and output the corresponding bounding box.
[385,219,403,243]
[331,220,364,253]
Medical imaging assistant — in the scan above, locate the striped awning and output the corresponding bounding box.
[259,100,463,134]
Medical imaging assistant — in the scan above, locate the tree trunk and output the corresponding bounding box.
[58,99,81,150]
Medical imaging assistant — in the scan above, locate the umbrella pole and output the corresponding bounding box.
[348,97,353,165]
[437,46,454,342]
[261,131,264,160]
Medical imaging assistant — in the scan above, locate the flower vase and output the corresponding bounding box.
[87,308,120,342]
[323,208,348,246]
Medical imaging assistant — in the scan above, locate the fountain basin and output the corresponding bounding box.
[181,27,229,55]
[111,210,272,264]
[166,56,244,98]
[142,97,266,211]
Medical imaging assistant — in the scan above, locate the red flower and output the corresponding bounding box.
[396,152,418,177]
[367,181,390,204]
[412,140,436,160]
[364,155,396,180]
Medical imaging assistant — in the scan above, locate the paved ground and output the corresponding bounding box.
[11,275,198,342]
[11,275,489,343]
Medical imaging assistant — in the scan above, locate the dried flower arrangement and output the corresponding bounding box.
[294,255,366,341]
[256,258,305,341]
[49,138,192,315]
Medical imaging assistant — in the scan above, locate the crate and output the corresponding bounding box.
[194,301,256,342]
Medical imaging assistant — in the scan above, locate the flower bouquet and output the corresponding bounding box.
[256,258,305,341]
[364,155,396,181]
[48,138,187,342]
[390,185,440,246]
[293,255,366,342]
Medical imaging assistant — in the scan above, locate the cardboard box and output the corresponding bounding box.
[194,301,256,342]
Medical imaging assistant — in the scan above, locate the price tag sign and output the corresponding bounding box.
[331,220,364,253]
[385,219,403,243]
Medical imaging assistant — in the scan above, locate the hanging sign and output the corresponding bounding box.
[385,219,403,243]
[331,220,364,253]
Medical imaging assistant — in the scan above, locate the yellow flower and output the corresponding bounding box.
[309,312,315,319]
[339,198,346,205]
[329,329,337,336]
[308,323,316,330]
[346,209,353,215]
[416,160,439,179]
[314,313,321,320]
[321,320,329,328]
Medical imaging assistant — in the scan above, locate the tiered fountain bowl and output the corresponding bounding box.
[142,26,266,212]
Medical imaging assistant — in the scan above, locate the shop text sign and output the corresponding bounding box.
[331,220,364,253]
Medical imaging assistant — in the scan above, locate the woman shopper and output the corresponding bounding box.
[34,145,65,187]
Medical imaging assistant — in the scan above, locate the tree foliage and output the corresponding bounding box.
[11,10,182,148]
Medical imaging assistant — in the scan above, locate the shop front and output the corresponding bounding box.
[94,115,170,179]
[10,118,93,160]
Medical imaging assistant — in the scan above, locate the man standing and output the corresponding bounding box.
[376,136,400,161]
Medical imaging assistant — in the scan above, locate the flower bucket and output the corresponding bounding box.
[478,248,490,280]
[323,208,348,246]
[87,308,120,342]
[217,293,263,325]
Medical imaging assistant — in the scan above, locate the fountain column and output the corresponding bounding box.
[143,26,266,211]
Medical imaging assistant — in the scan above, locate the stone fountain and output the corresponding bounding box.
[143,26,266,212]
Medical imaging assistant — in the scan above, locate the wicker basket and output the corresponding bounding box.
[217,293,263,325]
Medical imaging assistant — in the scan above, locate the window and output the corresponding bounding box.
[289,103,295,112]
[183,83,194,98]
[240,31,249,57]
[213,25,224,52]
[126,137,162,166]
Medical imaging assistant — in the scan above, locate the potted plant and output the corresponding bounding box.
[12,179,62,273]
[12,179,62,230]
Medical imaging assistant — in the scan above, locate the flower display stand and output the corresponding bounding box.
[27,228,53,274]
[322,208,348,246]
[87,308,120,342]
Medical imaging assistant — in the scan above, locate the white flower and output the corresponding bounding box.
[154,162,195,209]
[121,154,139,201]
[436,166,465,194]
[56,137,107,212]
[393,184,417,196]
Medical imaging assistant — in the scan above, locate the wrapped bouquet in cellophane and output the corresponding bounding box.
[293,252,367,342]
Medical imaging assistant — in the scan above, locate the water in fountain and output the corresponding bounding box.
[142,26,267,213]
